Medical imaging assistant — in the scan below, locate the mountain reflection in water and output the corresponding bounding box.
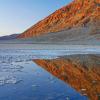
[34,54,100,100]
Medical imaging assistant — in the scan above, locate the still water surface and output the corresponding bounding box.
[0,49,89,100]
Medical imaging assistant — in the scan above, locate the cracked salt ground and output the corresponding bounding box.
[0,75,21,86]
[0,62,26,86]
[0,56,25,86]
[0,64,24,72]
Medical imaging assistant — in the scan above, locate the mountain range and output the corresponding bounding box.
[17,0,100,41]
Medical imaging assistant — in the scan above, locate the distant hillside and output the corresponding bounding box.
[0,34,18,40]
[17,0,100,39]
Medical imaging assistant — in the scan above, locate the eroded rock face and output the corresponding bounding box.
[18,0,100,38]
[34,54,100,100]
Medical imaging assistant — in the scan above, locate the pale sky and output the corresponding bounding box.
[0,0,72,36]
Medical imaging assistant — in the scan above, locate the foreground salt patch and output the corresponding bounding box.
[0,55,25,86]
[0,63,24,72]
[0,62,24,86]
[0,75,19,86]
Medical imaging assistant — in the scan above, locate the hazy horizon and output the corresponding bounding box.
[0,0,72,37]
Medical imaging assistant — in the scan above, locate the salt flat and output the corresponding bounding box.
[0,44,100,55]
